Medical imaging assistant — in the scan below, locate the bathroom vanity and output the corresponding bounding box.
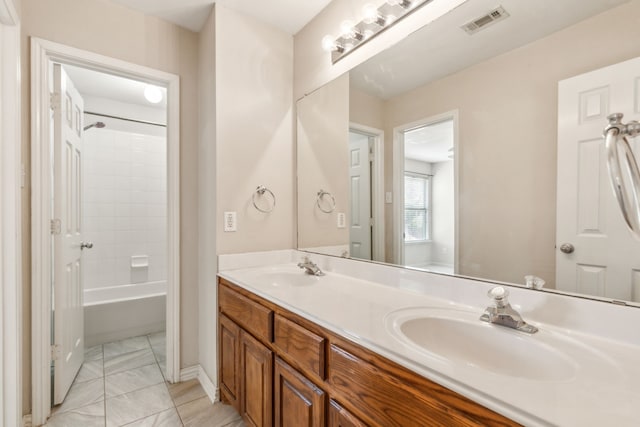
[217,251,640,427]
[218,277,515,426]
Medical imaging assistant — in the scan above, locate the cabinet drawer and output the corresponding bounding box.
[273,314,325,379]
[328,344,483,427]
[329,400,368,427]
[219,284,273,343]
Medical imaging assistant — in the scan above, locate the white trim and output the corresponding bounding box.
[0,4,22,427]
[30,38,181,425]
[349,123,385,262]
[392,111,459,269]
[179,365,200,381]
[197,366,219,403]
[179,365,219,404]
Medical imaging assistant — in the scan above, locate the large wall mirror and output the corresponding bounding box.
[297,0,640,306]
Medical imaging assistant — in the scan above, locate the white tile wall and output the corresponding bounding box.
[82,127,167,290]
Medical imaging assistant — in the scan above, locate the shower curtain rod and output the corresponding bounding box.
[85,111,167,128]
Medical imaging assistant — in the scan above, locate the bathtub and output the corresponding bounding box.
[84,281,166,347]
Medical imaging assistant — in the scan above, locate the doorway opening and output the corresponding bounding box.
[349,124,385,262]
[393,112,458,273]
[31,38,180,425]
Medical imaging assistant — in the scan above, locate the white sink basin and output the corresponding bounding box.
[385,307,580,381]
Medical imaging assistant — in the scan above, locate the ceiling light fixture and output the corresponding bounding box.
[322,0,432,63]
[144,84,163,104]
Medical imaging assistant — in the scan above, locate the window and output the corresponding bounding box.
[404,173,431,242]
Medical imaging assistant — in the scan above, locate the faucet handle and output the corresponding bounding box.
[487,286,509,307]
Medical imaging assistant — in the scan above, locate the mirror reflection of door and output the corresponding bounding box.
[402,119,455,274]
[349,130,373,260]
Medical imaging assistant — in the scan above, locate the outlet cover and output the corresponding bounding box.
[337,212,346,228]
[224,211,237,232]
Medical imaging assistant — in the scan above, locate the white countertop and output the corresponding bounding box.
[218,252,640,427]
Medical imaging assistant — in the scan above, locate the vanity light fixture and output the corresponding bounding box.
[322,0,432,63]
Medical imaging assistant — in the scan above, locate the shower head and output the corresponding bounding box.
[84,121,105,131]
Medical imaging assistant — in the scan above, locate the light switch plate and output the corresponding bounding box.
[224,211,237,232]
[385,192,393,204]
[337,212,346,228]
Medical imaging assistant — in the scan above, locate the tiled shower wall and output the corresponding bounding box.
[82,127,167,290]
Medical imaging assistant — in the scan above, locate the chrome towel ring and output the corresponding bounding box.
[316,189,336,213]
[604,113,640,239]
[252,185,276,213]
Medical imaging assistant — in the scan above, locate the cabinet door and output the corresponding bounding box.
[329,400,368,427]
[219,314,241,411]
[274,357,325,427]
[240,330,273,427]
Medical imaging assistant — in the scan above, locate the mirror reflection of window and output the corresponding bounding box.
[404,173,431,242]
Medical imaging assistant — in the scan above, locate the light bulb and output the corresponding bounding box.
[322,35,336,52]
[144,85,163,104]
[362,3,378,24]
[340,20,356,38]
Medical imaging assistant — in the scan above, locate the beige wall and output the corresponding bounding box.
[350,86,384,130]
[297,73,350,249]
[383,0,640,286]
[215,6,295,254]
[197,8,217,385]
[20,0,200,413]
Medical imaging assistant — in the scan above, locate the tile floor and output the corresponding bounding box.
[44,332,245,427]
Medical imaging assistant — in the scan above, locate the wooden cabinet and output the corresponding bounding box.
[218,278,519,427]
[328,400,368,427]
[240,330,273,427]
[219,313,273,426]
[274,357,325,427]
[219,314,240,411]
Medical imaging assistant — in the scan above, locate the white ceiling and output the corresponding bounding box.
[107,0,333,33]
[404,119,453,163]
[351,0,629,99]
[64,64,167,108]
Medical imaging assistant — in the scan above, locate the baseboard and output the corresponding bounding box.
[179,365,200,381]
[22,414,32,427]
[179,364,219,403]
[197,366,219,404]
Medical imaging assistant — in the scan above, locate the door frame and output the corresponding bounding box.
[392,110,459,270]
[349,123,385,262]
[31,38,181,425]
[0,0,22,426]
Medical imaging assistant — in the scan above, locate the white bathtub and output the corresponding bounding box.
[84,281,166,347]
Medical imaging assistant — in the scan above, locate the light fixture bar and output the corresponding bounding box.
[325,0,433,64]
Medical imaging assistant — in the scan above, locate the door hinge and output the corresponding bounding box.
[50,219,61,235]
[370,218,374,227]
[50,92,60,111]
[51,344,61,361]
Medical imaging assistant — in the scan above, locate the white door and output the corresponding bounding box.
[557,56,640,302]
[52,64,86,404]
[349,132,372,260]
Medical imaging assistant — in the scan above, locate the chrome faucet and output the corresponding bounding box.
[480,287,538,334]
[297,256,325,276]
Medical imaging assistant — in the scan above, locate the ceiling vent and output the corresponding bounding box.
[461,6,510,35]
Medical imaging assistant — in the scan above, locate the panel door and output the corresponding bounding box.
[240,330,273,427]
[52,63,86,404]
[274,357,325,427]
[348,132,372,260]
[557,56,640,301]
[219,314,241,411]
[328,400,368,427]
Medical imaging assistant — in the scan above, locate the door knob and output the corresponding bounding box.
[80,242,94,250]
[559,243,574,254]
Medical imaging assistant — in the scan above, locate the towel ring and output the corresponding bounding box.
[316,189,336,213]
[252,185,276,213]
